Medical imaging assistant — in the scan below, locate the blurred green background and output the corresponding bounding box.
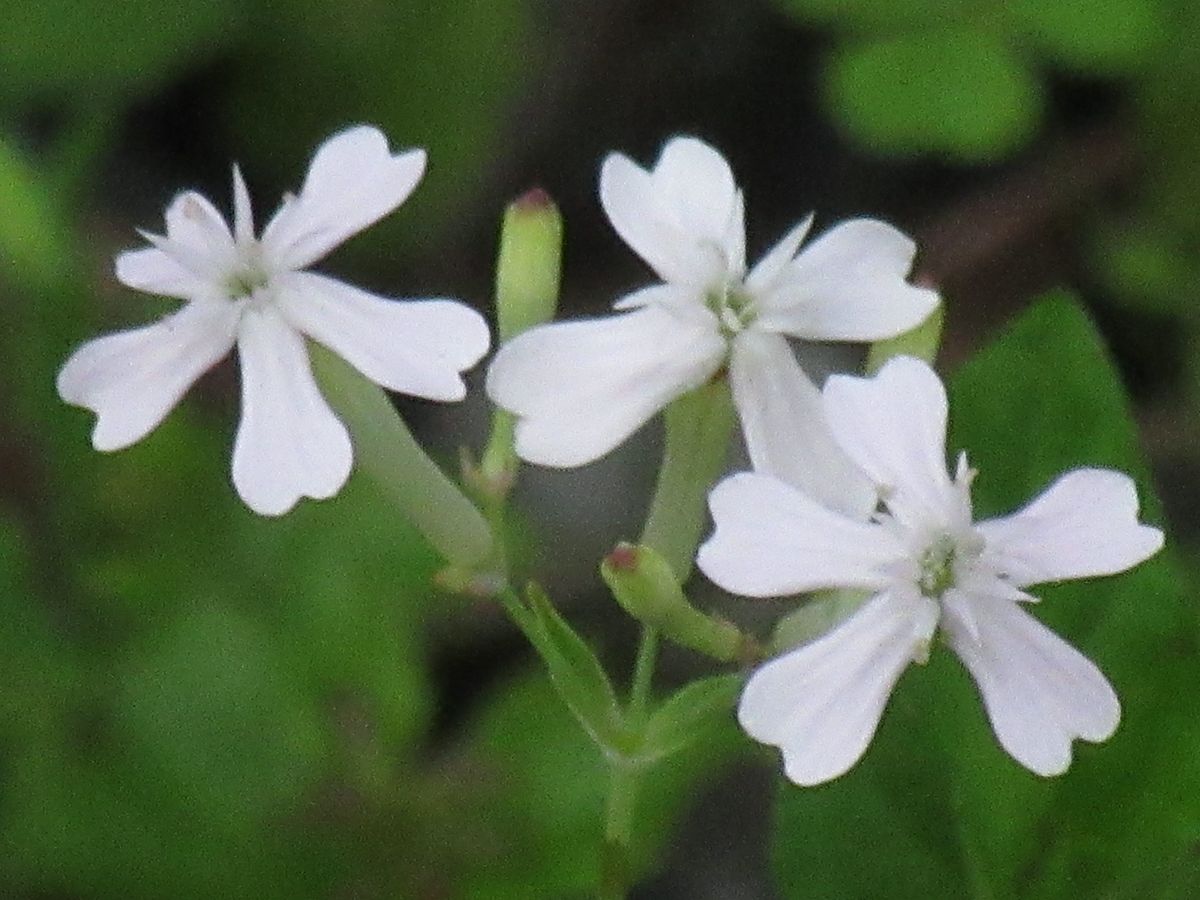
[2,1,1199,897]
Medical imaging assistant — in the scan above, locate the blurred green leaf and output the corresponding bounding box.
[826,29,1041,161]
[1006,0,1167,73]
[772,0,963,33]
[0,0,244,106]
[0,138,72,291]
[773,294,1199,897]
[116,605,328,829]
[457,673,744,899]
[225,0,534,246]
[1091,218,1200,317]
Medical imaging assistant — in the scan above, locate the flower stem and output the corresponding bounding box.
[628,626,659,725]
[597,380,733,898]
[639,379,735,580]
[599,762,638,900]
[597,622,658,899]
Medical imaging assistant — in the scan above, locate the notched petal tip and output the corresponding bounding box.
[978,467,1165,587]
[945,594,1121,777]
[261,125,427,270]
[736,590,932,787]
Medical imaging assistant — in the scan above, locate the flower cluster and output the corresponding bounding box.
[59,128,1163,787]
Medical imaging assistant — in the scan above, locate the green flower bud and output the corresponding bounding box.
[495,187,563,343]
[478,189,564,497]
[601,543,754,663]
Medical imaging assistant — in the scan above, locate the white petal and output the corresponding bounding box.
[276,271,488,402]
[977,469,1164,587]
[232,306,352,516]
[822,356,957,528]
[486,305,726,467]
[744,214,813,295]
[599,137,743,287]
[728,330,877,519]
[654,137,744,268]
[231,164,254,245]
[698,472,904,597]
[755,219,938,341]
[738,589,937,786]
[114,247,209,300]
[262,125,426,270]
[162,191,237,273]
[610,283,710,325]
[943,590,1120,776]
[57,300,240,451]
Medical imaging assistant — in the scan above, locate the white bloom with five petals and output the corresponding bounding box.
[57,125,489,516]
[697,356,1163,786]
[486,136,938,515]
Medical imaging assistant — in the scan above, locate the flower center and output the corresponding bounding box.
[914,529,985,600]
[706,281,756,337]
[225,260,270,301]
[916,533,958,599]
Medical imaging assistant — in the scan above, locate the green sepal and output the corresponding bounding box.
[524,583,631,756]
[637,674,743,765]
[769,589,872,655]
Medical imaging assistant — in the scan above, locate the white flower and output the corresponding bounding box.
[57,125,490,516]
[697,356,1164,785]
[486,136,938,515]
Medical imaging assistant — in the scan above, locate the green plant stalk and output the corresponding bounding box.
[311,344,495,570]
[627,626,659,726]
[598,376,735,899]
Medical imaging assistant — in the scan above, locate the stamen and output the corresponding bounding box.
[917,534,957,599]
[706,282,756,338]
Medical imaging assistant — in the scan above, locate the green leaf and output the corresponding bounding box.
[525,583,629,753]
[1006,0,1167,74]
[223,0,534,245]
[1090,219,1200,316]
[827,30,1042,161]
[455,673,744,898]
[0,0,243,106]
[771,0,962,33]
[773,294,1198,897]
[640,674,743,763]
[116,606,328,830]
